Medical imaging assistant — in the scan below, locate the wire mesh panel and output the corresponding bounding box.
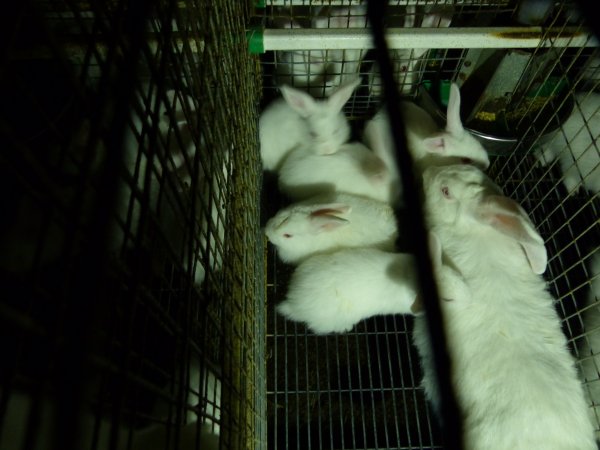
[0,1,265,450]
[257,0,600,448]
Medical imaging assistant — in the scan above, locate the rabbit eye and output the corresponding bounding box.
[441,186,451,198]
[283,233,292,238]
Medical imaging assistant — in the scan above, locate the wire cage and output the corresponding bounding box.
[256,1,600,449]
[0,1,265,450]
[2,0,600,449]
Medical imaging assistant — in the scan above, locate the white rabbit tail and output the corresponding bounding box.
[265,192,397,264]
[414,163,596,450]
[277,247,420,334]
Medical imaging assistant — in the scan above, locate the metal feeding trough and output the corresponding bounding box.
[417,49,575,156]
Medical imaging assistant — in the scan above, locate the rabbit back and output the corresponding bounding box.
[278,142,394,202]
[277,248,418,334]
[259,98,309,171]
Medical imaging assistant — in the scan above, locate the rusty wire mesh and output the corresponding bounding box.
[0,1,265,449]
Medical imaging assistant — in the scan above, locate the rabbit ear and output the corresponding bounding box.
[422,83,466,152]
[280,85,319,117]
[309,215,349,232]
[309,205,351,231]
[326,76,361,112]
[422,133,448,154]
[477,195,548,274]
[310,204,352,217]
[445,83,465,137]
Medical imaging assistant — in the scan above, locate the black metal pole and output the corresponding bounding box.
[365,2,464,449]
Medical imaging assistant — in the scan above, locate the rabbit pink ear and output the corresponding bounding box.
[309,215,349,232]
[422,134,448,154]
[309,205,351,231]
[326,76,361,112]
[445,83,465,137]
[280,85,318,117]
[477,195,548,274]
[310,204,352,217]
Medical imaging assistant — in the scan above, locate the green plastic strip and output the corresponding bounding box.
[526,75,568,97]
[423,79,453,108]
[255,0,266,7]
[439,80,452,108]
[247,26,264,54]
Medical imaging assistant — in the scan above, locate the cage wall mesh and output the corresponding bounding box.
[257,1,600,449]
[0,1,265,450]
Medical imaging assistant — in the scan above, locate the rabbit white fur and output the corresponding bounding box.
[311,6,368,94]
[536,91,600,194]
[259,77,360,172]
[116,88,227,286]
[368,5,453,96]
[273,6,367,97]
[362,83,490,202]
[577,251,600,439]
[277,247,420,334]
[265,192,397,264]
[413,163,596,449]
[278,141,394,203]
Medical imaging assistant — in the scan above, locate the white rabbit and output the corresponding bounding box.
[273,6,367,97]
[265,192,398,264]
[272,10,333,98]
[414,163,596,449]
[368,5,453,97]
[185,148,230,285]
[536,91,600,195]
[111,87,194,249]
[115,88,227,286]
[277,141,394,203]
[310,5,368,95]
[577,250,600,439]
[259,77,360,172]
[276,247,420,334]
[362,83,490,201]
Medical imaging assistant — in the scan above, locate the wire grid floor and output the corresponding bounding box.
[261,2,600,447]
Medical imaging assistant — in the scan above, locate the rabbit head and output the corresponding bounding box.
[265,203,351,249]
[280,76,360,155]
[422,83,490,170]
[422,164,547,275]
